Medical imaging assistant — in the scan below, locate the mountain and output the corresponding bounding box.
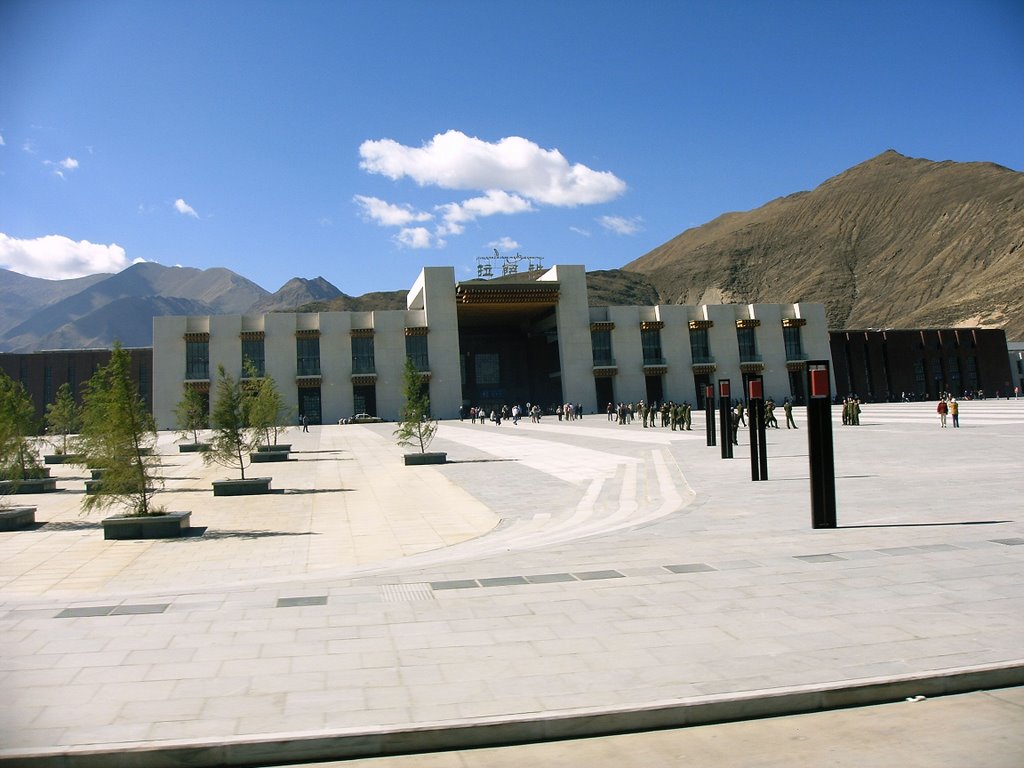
[0,269,110,339]
[0,263,269,352]
[626,151,1024,339]
[248,277,344,314]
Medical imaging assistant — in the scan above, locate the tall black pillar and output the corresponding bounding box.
[705,384,716,446]
[748,376,768,481]
[806,361,837,528]
[718,379,733,459]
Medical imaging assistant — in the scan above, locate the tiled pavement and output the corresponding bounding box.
[1,400,1022,766]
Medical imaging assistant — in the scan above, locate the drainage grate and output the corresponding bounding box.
[665,563,717,573]
[573,570,625,581]
[276,596,328,608]
[794,554,847,563]
[56,604,169,618]
[381,583,435,602]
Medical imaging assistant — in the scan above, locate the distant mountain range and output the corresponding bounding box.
[0,263,359,352]
[1,150,1020,352]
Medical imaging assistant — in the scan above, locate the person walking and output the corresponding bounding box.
[937,398,949,428]
[784,398,797,429]
[301,414,309,432]
[950,398,959,428]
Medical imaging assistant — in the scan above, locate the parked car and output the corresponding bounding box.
[340,413,384,424]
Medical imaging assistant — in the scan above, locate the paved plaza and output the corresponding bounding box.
[1,400,1022,766]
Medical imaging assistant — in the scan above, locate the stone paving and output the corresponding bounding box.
[0,400,1022,765]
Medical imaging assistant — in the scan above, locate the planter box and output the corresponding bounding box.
[102,510,191,540]
[213,477,272,496]
[90,468,107,480]
[257,444,291,453]
[251,451,290,463]
[403,452,447,466]
[0,506,36,531]
[178,443,210,453]
[44,454,82,465]
[0,478,58,494]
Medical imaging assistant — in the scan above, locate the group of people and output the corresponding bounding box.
[936,396,960,428]
[841,397,862,426]
[462,403,547,425]
[606,400,694,430]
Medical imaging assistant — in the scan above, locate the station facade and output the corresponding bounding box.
[152,265,833,428]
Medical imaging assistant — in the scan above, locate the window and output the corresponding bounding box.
[591,329,613,366]
[689,328,711,363]
[783,326,803,360]
[241,339,265,377]
[914,359,926,393]
[296,337,321,376]
[406,335,429,371]
[43,365,53,405]
[351,336,375,374]
[138,359,150,406]
[737,328,757,361]
[641,329,663,364]
[476,353,499,385]
[947,357,961,393]
[185,340,209,379]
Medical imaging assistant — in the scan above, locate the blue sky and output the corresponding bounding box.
[1,0,1022,295]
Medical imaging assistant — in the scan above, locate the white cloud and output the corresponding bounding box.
[353,195,432,227]
[569,226,592,237]
[0,233,131,279]
[43,156,80,179]
[395,227,434,249]
[22,140,36,154]
[0,133,5,146]
[174,198,199,218]
[599,215,644,235]
[488,236,520,252]
[359,130,626,206]
[435,190,533,236]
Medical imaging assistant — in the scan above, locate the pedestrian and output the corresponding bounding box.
[949,398,959,428]
[937,398,948,428]
[784,398,797,429]
[301,414,309,432]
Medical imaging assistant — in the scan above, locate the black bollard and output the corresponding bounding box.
[748,377,768,480]
[806,362,837,528]
[719,380,733,459]
[705,385,716,446]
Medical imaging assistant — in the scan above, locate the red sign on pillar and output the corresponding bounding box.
[748,379,763,400]
[719,380,730,399]
[810,369,830,398]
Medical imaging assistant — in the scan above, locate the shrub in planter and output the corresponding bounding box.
[44,382,80,461]
[174,384,210,452]
[205,365,261,486]
[394,357,445,464]
[76,344,164,521]
[0,371,47,497]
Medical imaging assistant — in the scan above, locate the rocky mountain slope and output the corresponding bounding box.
[626,151,1024,339]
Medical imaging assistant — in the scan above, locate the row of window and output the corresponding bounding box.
[590,326,803,367]
[184,336,430,380]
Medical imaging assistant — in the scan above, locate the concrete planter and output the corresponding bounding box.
[101,510,191,540]
[212,477,272,496]
[250,451,290,463]
[44,454,82,465]
[178,442,210,453]
[0,506,36,531]
[257,444,291,453]
[0,478,58,494]
[403,452,447,466]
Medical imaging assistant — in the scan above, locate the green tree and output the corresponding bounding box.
[0,372,42,493]
[205,365,259,479]
[393,357,437,454]
[174,385,209,445]
[45,382,80,455]
[243,361,291,447]
[77,344,162,517]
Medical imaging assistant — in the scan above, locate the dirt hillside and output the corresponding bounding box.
[626,151,1024,339]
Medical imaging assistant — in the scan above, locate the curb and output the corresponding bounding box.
[3,660,1022,768]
